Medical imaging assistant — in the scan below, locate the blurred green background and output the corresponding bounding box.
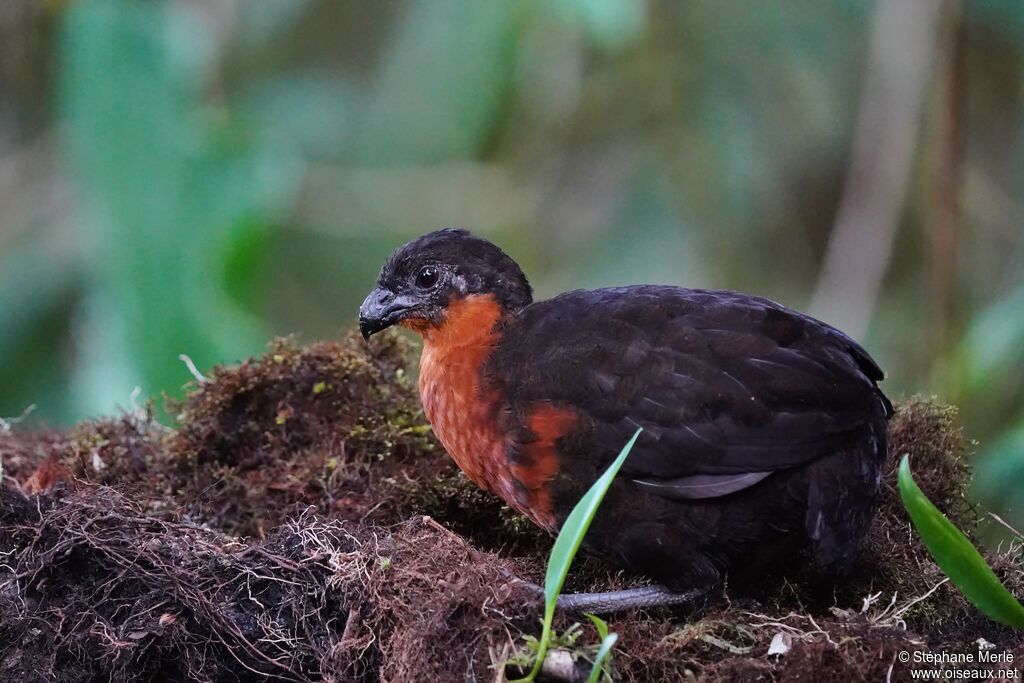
[0,0,1021,524]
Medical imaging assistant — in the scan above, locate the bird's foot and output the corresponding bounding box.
[504,570,706,613]
[553,584,707,613]
[552,581,704,614]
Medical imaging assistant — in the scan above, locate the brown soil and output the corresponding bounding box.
[1,333,1021,682]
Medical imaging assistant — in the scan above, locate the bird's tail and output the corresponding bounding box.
[806,421,887,574]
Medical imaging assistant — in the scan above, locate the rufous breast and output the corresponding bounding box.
[410,294,561,530]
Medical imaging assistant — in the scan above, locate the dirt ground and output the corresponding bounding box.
[1,331,1021,682]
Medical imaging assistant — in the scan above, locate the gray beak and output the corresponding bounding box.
[359,287,417,339]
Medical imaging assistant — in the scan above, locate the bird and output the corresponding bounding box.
[359,228,892,611]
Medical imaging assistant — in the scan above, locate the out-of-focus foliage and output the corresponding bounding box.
[0,0,1022,524]
[62,0,299,415]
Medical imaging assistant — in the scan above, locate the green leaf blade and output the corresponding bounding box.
[517,428,641,682]
[898,455,1024,628]
[587,632,619,683]
[544,428,643,604]
[584,612,610,640]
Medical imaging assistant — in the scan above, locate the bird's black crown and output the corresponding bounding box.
[380,228,532,311]
[359,229,532,337]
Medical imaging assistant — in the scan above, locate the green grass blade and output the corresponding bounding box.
[898,455,1024,628]
[587,632,618,683]
[519,428,641,682]
[544,428,642,601]
[585,612,610,640]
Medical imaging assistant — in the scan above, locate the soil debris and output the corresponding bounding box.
[0,486,535,682]
[1,334,1021,681]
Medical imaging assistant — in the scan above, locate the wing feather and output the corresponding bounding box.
[486,286,891,496]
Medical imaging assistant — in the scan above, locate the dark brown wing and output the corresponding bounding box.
[485,286,892,497]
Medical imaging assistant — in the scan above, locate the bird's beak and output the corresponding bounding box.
[359,287,418,340]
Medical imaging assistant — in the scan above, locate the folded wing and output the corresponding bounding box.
[486,286,892,498]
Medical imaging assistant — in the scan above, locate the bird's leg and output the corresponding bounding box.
[555,584,707,613]
[504,570,707,613]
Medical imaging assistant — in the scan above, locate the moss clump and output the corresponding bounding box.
[882,397,974,525]
[5,331,444,537]
[845,398,983,635]
[171,332,428,468]
[164,333,440,536]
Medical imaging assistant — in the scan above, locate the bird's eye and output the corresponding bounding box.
[415,266,439,289]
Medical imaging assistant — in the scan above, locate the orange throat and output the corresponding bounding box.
[408,294,561,530]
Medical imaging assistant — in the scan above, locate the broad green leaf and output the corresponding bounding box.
[898,456,1024,628]
[518,428,641,682]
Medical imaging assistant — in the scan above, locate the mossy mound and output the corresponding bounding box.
[1,334,1021,682]
[0,486,537,682]
[3,333,450,538]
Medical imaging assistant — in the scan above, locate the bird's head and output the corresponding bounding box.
[359,228,532,340]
